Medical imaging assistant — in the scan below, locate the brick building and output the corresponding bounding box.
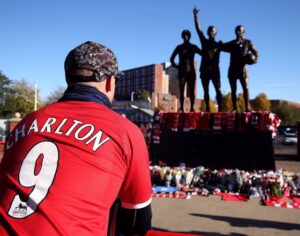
[114,62,201,112]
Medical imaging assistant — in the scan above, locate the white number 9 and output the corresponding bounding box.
[8,141,59,218]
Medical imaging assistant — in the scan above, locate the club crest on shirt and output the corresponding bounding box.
[12,202,28,217]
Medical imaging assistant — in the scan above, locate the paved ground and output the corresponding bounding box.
[1,151,300,235]
[151,195,300,236]
[151,160,300,236]
[275,159,300,173]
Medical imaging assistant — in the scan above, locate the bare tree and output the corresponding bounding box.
[45,86,66,105]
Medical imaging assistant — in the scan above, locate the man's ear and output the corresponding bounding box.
[106,77,112,92]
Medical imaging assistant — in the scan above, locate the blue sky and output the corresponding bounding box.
[1,0,299,102]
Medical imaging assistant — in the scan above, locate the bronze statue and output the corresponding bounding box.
[221,25,258,112]
[170,30,202,112]
[193,7,223,112]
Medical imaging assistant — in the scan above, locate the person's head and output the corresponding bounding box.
[207,25,217,39]
[64,41,121,102]
[181,30,191,42]
[235,25,245,38]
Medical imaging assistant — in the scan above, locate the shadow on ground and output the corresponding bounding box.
[152,226,247,236]
[190,213,300,231]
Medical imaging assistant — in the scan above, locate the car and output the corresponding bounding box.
[282,128,298,145]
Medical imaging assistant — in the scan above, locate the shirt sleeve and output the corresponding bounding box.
[220,40,232,52]
[119,124,152,209]
[249,40,258,59]
[194,45,202,56]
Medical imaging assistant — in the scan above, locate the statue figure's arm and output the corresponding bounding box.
[170,46,179,68]
[220,40,231,53]
[249,40,258,62]
[195,45,203,57]
[193,7,204,41]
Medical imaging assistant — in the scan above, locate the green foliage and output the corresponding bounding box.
[0,71,13,117]
[271,102,300,126]
[200,99,217,112]
[157,103,166,111]
[0,75,43,118]
[251,93,271,111]
[221,92,259,112]
[236,93,245,113]
[221,93,233,112]
[0,72,12,99]
[137,90,151,101]
[9,79,43,117]
[221,92,245,112]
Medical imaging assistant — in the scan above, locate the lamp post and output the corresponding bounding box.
[131,92,135,102]
[147,96,151,109]
[34,81,38,111]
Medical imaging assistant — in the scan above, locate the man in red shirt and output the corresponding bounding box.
[0,41,152,235]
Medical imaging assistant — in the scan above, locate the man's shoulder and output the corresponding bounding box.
[183,42,200,50]
[244,38,254,45]
[199,32,207,41]
[177,43,185,49]
[227,39,236,44]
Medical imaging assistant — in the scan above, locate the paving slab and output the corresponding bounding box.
[152,195,300,236]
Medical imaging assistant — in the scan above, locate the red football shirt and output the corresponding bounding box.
[0,101,152,235]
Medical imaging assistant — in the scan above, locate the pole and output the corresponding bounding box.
[148,96,151,109]
[34,81,38,111]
